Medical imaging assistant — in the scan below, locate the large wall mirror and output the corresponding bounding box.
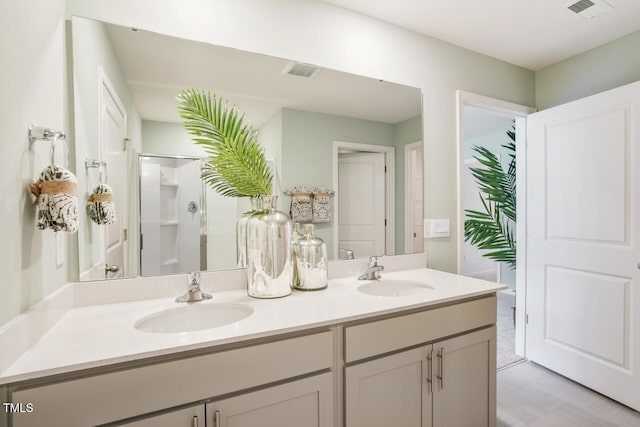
[71,16,423,281]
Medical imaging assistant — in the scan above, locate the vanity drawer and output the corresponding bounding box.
[11,330,334,427]
[345,296,496,363]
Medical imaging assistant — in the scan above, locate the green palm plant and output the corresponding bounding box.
[176,88,272,197]
[464,127,516,269]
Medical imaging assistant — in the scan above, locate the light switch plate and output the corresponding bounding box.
[423,219,450,238]
[56,232,64,267]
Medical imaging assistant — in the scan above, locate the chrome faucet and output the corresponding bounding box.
[339,248,355,260]
[358,256,384,280]
[176,272,212,303]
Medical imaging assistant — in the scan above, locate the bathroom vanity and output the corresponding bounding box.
[1,264,504,427]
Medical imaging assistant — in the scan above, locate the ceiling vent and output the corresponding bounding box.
[566,0,613,20]
[282,62,321,78]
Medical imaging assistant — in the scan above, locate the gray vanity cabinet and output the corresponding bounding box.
[344,296,497,427]
[115,404,205,427]
[345,346,429,426]
[206,373,333,427]
[432,327,495,427]
[345,327,495,427]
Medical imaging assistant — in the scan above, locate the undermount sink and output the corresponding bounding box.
[134,303,254,333]
[357,280,434,297]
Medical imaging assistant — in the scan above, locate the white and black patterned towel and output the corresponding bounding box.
[289,186,312,223]
[312,187,332,223]
[87,184,117,225]
[30,165,79,233]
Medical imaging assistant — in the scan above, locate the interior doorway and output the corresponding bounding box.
[456,91,534,369]
[332,141,395,260]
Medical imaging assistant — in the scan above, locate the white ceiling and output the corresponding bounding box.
[105,24,421,127]
[322,0,640,70]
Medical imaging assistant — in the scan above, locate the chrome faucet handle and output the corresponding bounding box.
[176,272,212,303]
[189,271,201,287]
[368,255,384,267]
[340,248,355,260]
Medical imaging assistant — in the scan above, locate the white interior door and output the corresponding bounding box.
[405,142,424,253]
[526,81,640,410]
[338,152,385,257]
[100,76,127,279]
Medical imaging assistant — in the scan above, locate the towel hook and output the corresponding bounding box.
[29,125,70,168]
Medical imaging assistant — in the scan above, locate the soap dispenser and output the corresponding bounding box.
[295,224,328,291]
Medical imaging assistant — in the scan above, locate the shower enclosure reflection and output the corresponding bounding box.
[139,155,206,276]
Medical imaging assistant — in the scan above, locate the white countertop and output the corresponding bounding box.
[0,268,505,385]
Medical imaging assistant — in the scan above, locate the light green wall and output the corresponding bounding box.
[0,0,70,328]
[536,29,640,110]
[141,120,205,157]
[72,17,141,277]
[281,108,395,257]
[393,115,422,254]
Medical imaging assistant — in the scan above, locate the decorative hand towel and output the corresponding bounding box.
[312,187,332,223]
[87,184,117,225]
[29,165,79,232]
[289,186,312,223]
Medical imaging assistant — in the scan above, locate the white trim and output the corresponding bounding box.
[404,141,423,253]
[455,90,535,358]
[514,116,527,357]
[332,141,395,259]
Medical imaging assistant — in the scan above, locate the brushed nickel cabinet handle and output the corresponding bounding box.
[192,415,198,427]
[437,347,445,389]
[215,410,221,427]
[427,350,433,390]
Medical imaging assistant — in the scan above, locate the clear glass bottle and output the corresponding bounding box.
[295,224,328,291]
[246,195,293,298]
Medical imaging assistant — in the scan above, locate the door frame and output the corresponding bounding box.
[455,90,534,356]
[404,141,423,253]
[332,141,395,259]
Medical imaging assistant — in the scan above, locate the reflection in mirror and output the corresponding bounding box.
[139,155,206,276]
[71,17,422,280]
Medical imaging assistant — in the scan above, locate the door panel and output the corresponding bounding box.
[338,152,386,256]
[102,80,127,279]
[207,373,333,427]
[115,404,204,426]
[432,327,495,427]
[345,346,429,427]
[526,80,640,410]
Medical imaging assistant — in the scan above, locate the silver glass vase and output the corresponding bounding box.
[246,195,293,298]
[294,224,328,291]
[236,197,262,268]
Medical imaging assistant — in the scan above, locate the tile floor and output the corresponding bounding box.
[497,362,640,426]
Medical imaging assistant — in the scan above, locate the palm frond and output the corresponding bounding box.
[176,88,272,197]
[464,124,517,269]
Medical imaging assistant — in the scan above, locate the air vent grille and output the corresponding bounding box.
[568,0,595,13]
[282,62,321,78]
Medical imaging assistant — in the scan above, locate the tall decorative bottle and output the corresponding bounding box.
[246,195,293,298]
[236,197,262,268]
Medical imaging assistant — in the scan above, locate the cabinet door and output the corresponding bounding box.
[432,326,496,427]
[114,404,205,426]
[207,372,333,427]
[345,346,431,427]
